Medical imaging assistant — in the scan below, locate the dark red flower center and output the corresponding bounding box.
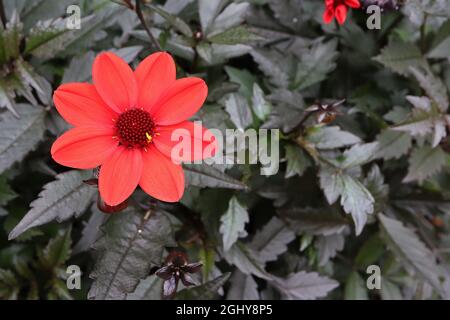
[331,0,346,8]
[115,108,155,148]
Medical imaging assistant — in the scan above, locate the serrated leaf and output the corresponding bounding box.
[280,207,348,236]
[226,271,259,300]
[319,167,374,235]
[306,125,361,149]
[410,67,449,112]
[0,175,17,206]
[183,163,248,190]
[315,233,345,266]
[147,4,193,37]
[344,272,368,300]
[374,41,427,76]
[62,51,95,83]
[341,142,379,168]
[126,275,163,300]
[24,17,70,58]
[0,105,46,173]
[176,273,230,300]
[198,0,226,34]
[393,95,446,147]
[38,227,72,268]
[428,20,450,58]
[292,39,338,90]
[8,170,95,240]
[224,93,253,130]
[251,49,292,88]
[220,197,249,251]
[285,144,311,178]
[251,83,271,121]
[88,207,176,300]
[263,89,305,132]
[197,42,251,65]
[403,145,447,183]
[209,25,262,45]
[73,205,108,254]
[272,271,338,300]
[375,130,412,160]
[379,213,443,294]
[110,46,143,63]
[208,2,250,37]
[224,241,271,280]
[380,278,403,300]
[225,66,257,99]
[250,217,295,263]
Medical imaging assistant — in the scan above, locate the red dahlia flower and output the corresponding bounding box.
[323,0,361,25]
[51,52,216,206]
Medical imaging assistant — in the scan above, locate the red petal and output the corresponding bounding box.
[153,121,217,162]
[53,83,118,126]
[335,5,348,25]
[51,126,118,169]
[345,0,360,8]
[323,7,334,24]
[139,146,184,202]
[151,78,208,125]
[325,0,334,6]
[135,52,176,112]
[92,52,138,113]
[98,147,143,206]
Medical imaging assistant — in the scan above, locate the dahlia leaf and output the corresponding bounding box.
[176,272,231,300]
[250,216,295,263]
[226,271,259,300]
[220,197,249,251]
[305,125,361,150]
[184,163,248,190]
[280,207,348,236]
[315,233,345,266]
[223,241,272,280]
[374,41,427,76]
[0,175,17,206]
[410,67,449,112]
[198,0,225,34]
[0,105,45,173]
[344,271,368,300]
[126,276,164,300]
[208,25,262,45]
[292,39,338,91]
[251,83,272,121]
[403,145,447,183]
[284,144,311,178]
[224,92,253,130]
[375,130,412,160]
[379,213,443,294]
[38,227,72,269]
[271,271,338,300]
[319,166,374,235]
[146,4,193,37]
[8,170,95,240]
[208,2,250,36]
[62,51,95,83]
[88,207,176,300]
[428,20,450,59]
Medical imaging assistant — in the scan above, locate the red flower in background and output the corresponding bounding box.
[323,0,361,25]
[51,52,216,206]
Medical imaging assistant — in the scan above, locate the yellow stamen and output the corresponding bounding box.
[146,132,153,142]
